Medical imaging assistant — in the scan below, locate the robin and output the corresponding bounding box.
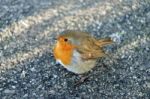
[53,30,113,74]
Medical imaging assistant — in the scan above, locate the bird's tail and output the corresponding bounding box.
[96,38,113,47]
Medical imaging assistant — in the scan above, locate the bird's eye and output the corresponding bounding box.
[64,38,68,42]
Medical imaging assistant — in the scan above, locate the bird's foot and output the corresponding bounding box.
[74,75,89,87]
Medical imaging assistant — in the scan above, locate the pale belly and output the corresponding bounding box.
[56,50,96,74]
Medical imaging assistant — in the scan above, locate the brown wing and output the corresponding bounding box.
[76,37,113,60]
[95,38,113,47]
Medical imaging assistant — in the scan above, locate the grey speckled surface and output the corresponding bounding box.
[0,0,150,98]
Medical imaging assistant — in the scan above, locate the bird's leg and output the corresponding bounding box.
[74,74,89,87]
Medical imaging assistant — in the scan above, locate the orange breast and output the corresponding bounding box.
[53,42,74,66]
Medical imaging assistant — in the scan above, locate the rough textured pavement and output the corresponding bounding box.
[0,0,150,98]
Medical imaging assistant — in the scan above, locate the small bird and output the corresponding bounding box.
[53,30,113,74]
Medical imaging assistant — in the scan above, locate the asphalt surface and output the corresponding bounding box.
[0,0,150,98]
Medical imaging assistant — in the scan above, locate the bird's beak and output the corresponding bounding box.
[52,37,57,44]
[53,37,57,40]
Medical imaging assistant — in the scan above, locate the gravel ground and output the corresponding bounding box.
[0,0,150,98]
